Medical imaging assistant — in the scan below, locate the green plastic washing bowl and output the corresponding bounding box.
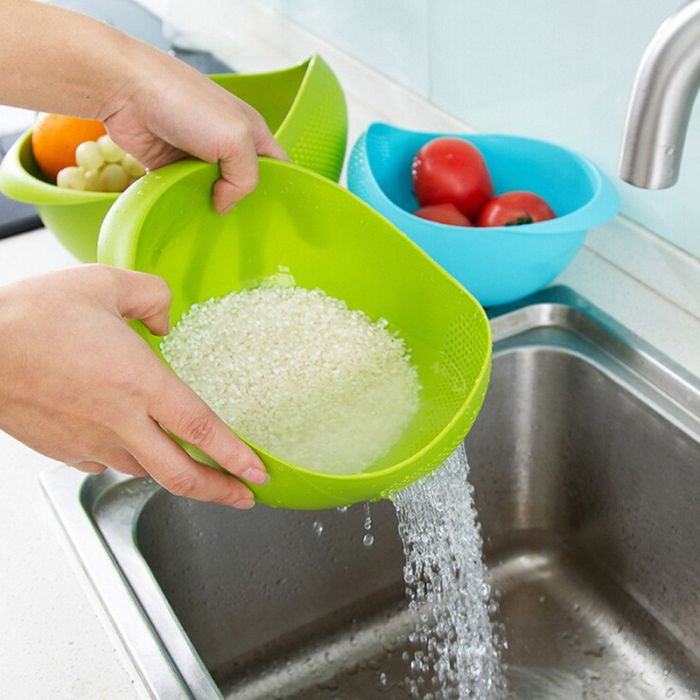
[0,54,348,263]
[98,157,491,510]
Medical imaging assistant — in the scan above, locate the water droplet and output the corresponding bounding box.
[363,533,375,547]
[364,501,373,531]
[312,519,323,537]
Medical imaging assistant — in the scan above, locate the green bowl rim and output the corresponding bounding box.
[0,128,120,205]
[208,53,319,144]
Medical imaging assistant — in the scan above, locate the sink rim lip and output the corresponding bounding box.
[39,468,213,700]
[38,283,700,700]
[490,285,700,432]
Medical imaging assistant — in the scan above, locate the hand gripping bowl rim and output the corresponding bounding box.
[0,52,346,208]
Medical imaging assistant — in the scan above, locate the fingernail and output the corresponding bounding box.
[242,467,270,484]
[219,202,235,215]
[231,497,255,510]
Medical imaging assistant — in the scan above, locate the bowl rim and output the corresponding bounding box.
[353,121,620,237]
[276,53,319,139]
[0,128,120,205]
[208,53,319,145]
[98,155,493,485]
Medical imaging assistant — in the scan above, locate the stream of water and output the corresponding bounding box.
[392,444,506,699]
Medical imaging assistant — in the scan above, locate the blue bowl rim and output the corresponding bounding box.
[351,122,620,237]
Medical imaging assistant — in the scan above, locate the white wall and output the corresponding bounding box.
[257,0,700,260]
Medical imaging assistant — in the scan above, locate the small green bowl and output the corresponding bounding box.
[0,54,347,262]
[98,157,491,510]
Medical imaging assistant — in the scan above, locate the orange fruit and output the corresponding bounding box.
[31,114,106,182]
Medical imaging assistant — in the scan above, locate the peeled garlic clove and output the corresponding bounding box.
[99,163,129,192]
[121,153,146,179]
[97,134,126,163]
[75,140,104,171]
[56,166,86,190]
[84,168,102,192]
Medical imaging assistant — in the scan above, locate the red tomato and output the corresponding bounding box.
[477,191,556,227]
[412,137,493,219]
[413,203,472,227]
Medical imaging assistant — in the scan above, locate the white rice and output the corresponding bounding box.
[161,285,421,474]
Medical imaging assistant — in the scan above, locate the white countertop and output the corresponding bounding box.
[2,2,700,698]
[0,233,146,699]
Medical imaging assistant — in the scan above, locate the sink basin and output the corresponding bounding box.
[41,286,700,699]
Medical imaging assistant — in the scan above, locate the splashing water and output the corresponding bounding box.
[392,444,506,699]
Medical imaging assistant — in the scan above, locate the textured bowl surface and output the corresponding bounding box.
[98,157,491,510]
[348,123,620,306]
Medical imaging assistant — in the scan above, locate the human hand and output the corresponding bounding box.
[0,265,268,508]
[1,1,287,213]
[1,1,287,212]
[102,53,288,214]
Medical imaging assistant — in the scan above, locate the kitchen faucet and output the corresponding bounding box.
[619,0,700,188]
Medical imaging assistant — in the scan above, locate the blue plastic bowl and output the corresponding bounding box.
[348,123,619,306]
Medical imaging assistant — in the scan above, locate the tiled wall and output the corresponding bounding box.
[257,0,700,260]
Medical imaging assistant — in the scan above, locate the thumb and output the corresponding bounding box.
[112,269,173,336]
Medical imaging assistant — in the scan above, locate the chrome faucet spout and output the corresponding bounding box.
[619,0,700,188]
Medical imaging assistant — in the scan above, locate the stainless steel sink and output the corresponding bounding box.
[41,286,700,699]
